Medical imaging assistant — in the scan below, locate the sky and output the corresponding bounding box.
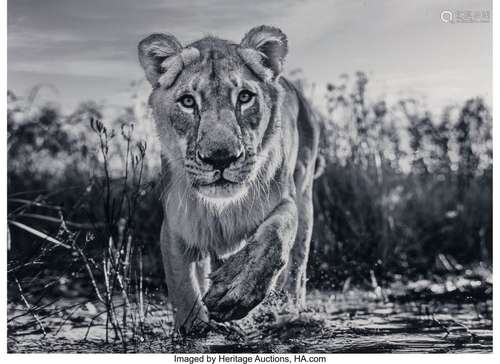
[8,0,492,113]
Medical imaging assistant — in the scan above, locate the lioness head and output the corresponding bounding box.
[138,26,288,205]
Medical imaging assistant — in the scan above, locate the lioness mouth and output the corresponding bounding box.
[209,178,238,187]
[197,176,239,188]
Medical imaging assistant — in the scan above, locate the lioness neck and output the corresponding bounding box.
[163,166,289,256]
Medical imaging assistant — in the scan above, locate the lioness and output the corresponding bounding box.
[138,25,320,334]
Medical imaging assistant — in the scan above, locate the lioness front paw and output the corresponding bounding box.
[203,241,285,322]
[175,302,210,337]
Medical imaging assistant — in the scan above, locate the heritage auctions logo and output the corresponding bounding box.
[440,9,490,23]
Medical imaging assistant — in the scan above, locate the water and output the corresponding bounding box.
[7,287,492,353]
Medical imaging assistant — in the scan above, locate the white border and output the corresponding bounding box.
[491,0,498,357]
[1,0,8,357]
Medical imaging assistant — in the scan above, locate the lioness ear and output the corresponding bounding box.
[240,25,288,78]
[138,33,182,86]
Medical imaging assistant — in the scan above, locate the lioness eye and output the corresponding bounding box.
[238,90,254,104]
[178,95,195,108]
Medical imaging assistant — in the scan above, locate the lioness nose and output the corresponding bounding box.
[197,148,244,170]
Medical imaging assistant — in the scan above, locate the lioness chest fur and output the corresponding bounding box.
[138,25,320,334]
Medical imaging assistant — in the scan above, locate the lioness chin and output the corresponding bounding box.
[138,25,320,334]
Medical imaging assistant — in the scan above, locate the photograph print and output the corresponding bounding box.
[6,0,493,354]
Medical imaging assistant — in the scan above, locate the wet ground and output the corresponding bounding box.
[7,274,492,353]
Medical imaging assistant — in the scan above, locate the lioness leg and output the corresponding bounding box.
[203,197,298,322]
[278,183,313,306]
[160,222,208,333]
[195,257,211,295]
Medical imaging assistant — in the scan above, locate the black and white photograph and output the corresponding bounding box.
[4,0,495,355]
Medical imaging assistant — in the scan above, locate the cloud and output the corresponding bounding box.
[7,0,492,111]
